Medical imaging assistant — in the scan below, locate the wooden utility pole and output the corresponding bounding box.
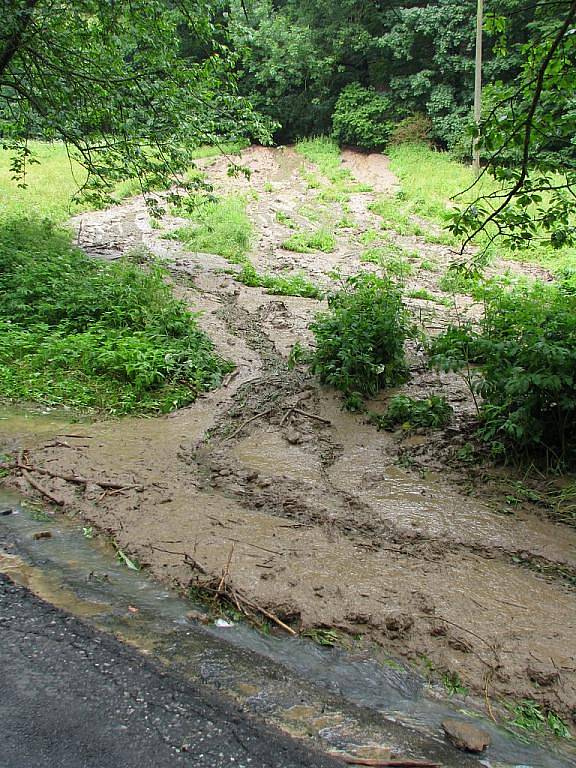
[473,0,483,174]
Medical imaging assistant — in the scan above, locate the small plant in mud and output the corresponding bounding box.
[506,700,572,740]
[430,278,576,467]
[303,627,341,647]
[310,272,414,409]
[370,394,453,431]
[441,671,468,697]
[237,263,323,299]
[274,210,297,228]
[282,228,336,253]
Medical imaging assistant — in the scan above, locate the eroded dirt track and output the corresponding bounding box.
[3,146,575,726]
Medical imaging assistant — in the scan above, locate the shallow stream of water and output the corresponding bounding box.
[1,488,573,768]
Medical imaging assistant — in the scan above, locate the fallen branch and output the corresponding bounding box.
[20,467,65,507]
[292,407,331,425]
[4,459,138,491]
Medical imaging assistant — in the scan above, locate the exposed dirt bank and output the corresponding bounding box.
[2,146,575,729]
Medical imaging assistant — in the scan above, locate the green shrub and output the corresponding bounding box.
[332,84,393,151]
[371,394,453,431]
[430,279,576,464]
[282,228,336,253]
[310,273,413,406]
[0,218,232,414]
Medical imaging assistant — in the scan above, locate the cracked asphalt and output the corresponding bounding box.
[0,575,341,768]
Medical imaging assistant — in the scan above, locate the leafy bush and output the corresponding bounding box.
[0,218,232,413]
[430,279,576,464]
[310,273,413,406]
[389,114,433,146]
[371,394,453,431]
[282,228,336,253]
[332,84,394,150]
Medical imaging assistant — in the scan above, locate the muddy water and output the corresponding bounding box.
[1,489,573,768]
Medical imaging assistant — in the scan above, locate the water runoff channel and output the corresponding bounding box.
[1,487,574,768]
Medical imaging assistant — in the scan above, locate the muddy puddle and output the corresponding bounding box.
[1,488,574,768]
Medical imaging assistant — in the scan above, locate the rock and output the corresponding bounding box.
[442,718,491,753]
[33,531,53,540]
[1,508,14,516]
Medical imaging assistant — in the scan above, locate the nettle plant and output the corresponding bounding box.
[430,278,576,466]
[310,272,414,410]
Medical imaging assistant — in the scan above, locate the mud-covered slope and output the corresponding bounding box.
[3,146,575,727]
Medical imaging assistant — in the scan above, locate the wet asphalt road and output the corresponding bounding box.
[0,574,341,768]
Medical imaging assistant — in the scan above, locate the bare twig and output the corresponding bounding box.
[226,409,272,441]
[292,408,331,425]
[9,460,138,491]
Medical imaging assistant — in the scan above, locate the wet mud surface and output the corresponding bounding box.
[1,146,575,738]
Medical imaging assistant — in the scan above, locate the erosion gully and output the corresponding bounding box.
[1,146,575,766]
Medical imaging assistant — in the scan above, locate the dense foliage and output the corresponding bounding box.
[431,279,576,465]
[228,0,539,151]
[0,219,232,413]
[310,273,413,409]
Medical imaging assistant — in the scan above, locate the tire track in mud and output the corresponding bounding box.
[3,145,576,726]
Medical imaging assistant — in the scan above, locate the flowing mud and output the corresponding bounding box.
[1,489,574,768]
[2,146,576,744]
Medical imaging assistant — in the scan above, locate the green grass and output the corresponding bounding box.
[173,195,252,263]
[0,142,87,223]
[387,142,576,273]
[282,228,336,253]
[237,263,323,299]
[407,287,449,304]
[360,243,414,278]
[189,141,249,159]
[0,218,232,414]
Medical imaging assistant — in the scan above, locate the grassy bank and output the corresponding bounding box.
[387,143,576,273]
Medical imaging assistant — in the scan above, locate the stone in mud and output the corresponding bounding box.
[441,718,490,753]
[527,662,560,688]
[33,531,53,540]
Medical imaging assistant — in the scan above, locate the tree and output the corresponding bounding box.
[0,0,267,210]
[450,1,576,253]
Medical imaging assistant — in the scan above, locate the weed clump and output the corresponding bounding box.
[0,218,232,414]
[237,263,323,299]
[310,273,413,408]
[282,228,336,253]
[174,195,252,263]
